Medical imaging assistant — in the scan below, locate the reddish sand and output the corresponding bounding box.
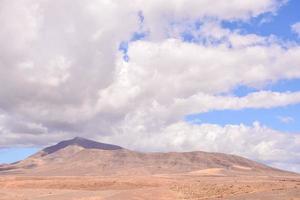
[0,174,299,200]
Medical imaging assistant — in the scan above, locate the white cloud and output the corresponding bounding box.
[94,37,300,125]
[277,116,294,124]
[291,22,300,37]
[19,56,72,86]
[124,38,300,97]
[138,0,283,20]
[171,91,300,118]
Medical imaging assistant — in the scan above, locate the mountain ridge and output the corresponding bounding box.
[0,137,296,176]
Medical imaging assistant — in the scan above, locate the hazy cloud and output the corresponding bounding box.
[277,116,295,124]
[291,22,300,37]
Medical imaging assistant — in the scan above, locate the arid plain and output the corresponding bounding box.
[0,174,300,200]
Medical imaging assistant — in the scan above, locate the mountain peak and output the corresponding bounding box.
[71,137,89,142]
[42,137,123,155]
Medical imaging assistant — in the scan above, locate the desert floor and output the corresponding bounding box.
[0,174,300,200]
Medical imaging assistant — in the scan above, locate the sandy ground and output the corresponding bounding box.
[0,174,299,200]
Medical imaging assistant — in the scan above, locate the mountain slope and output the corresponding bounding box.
[0,137,293,176]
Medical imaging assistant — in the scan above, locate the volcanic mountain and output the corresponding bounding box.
[0,137,292,176]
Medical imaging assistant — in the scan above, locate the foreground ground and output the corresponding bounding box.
[0,174,300,200]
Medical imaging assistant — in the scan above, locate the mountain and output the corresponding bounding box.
[0,137,293,176]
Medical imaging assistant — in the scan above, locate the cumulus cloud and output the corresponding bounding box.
[0,0,300,172]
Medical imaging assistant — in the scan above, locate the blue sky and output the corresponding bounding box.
[233,78,300,97]
[0,148,38,164]
[186,103,300,132]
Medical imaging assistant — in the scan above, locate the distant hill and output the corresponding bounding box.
[0,137,294,176]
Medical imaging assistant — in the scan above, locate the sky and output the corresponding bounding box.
[0,0,300,173]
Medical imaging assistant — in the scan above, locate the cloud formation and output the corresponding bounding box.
[0,0,300,172]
